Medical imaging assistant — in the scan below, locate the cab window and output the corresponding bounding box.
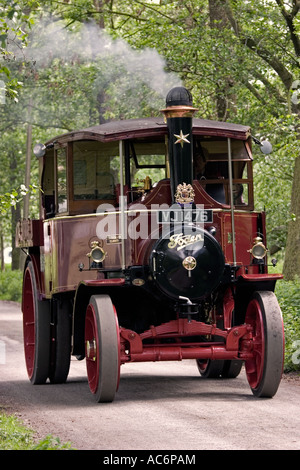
[125,139,167,201]
[57,147,68,213]
[193,137,253,208]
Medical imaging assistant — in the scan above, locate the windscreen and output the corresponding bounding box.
[193,137,252,207]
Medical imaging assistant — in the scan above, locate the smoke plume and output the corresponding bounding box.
[22,18,181,118]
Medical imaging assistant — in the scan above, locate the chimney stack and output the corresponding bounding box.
[161,87,198,201]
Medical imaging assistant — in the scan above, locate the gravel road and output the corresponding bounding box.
[0,300,299,452]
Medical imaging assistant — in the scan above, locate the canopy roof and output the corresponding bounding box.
[46,117,251,146]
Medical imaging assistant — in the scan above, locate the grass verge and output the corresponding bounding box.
[0,412,74,450]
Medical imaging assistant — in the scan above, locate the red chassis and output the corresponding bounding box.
[119,318,250,363]
[83,275,284,402]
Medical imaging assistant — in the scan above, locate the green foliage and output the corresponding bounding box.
[275,279,300,372]
[0,268,22,302]
[31,434,74,450]
[0,184,39,216]
[0,413,74,450]
[0,413,33,450]
[252,113,298,250]
[0,0,36,100]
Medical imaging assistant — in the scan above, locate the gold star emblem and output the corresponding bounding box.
[174,130,190,148]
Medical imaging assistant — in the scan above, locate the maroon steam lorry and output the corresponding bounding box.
[16,87,284,402]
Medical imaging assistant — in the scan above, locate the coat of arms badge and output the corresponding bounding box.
[174,182,195,204]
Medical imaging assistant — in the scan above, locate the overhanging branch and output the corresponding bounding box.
[223,0,294,90]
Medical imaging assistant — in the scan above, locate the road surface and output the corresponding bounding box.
[0,300,299,451]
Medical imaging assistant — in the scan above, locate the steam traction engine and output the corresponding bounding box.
[17,87,284,402]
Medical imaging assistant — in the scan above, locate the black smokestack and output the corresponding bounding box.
[162,87,198,201]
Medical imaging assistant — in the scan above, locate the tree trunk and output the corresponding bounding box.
[97,89,107,125]
[9,152,20,270]
[208,0,236,120]
[24,98,33,219]
[89,1,108,124]
[93,0,105,28]
[0,229,4,271]
[10,202,21,270]
[283,154,300,279]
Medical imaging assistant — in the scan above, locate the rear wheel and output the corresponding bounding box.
[196,359,242,378]
[49,299,71,384]
[22,261,51,384]
[85,295,120,402]
[222,359,243,378]
[196,359,224,378]
[245,291,284,398]
[196,292,242,379]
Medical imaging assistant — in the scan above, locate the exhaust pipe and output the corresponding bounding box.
[161,87,198,201]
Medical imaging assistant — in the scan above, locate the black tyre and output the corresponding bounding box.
[85,295,120,402]
[245,291,284,398]
[49,299,71,384]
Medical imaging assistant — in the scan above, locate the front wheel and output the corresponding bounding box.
[85,295,120,402]
[245,291,284,398]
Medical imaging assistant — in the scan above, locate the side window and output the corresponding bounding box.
[56,147,68,213]
[125,140,167,201]
[72,141,119,201]
[42,149,55,218]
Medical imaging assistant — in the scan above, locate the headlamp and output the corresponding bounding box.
[87,241,106,264]
[91,246,105,263]
[248,237,268,259]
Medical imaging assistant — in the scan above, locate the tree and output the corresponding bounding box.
[0,0,37,100]
[219,0,300,278]
[1,0,300,278]
[101,0,300,279]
